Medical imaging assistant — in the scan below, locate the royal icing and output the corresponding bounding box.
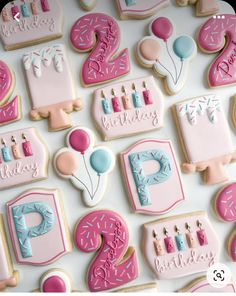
[54,127,115,207]
[39,269,72,292]
[176,0,219,16]
[70,13,130,86]
[143,211,220,279]
[93,76,164,141]
[174,95,236,184]
[6,189,72,266]
[198,14,236,88]
[116,0,170,20]
[0,128,48,189]
[137,17,197,94]
[0,215,18,291]
[0,0,63,51]
[179,276,236,292]
[79,0,97,10]
[23,44,83,131]
[74,210,139,291]
[120,139,186,215]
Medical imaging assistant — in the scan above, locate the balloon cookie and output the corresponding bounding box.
[176,0,219,16]
[23,44,83,132]
[54,127,115,207]
[173,94,236,185]
[198,14,236,88]
[70,13,130,87]
[137,17,197,95]
[79,0,97,10]
[74,209,139,291]
[0,0,64,51]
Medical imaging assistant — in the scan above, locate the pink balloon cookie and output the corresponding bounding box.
[173,94,236,185]
[74,209,139,292]
[23,44,83,132]
[198,14,236,88]
[54,127,115,207]
[137,17,197,95]
[70,13,130,87]
[176,0,219,17]
[93,76,164,141]
[120,138,186,215]
[0,0,64,51]
[143,211,220,280]
[6,189,72,266]
[0,214,19,291]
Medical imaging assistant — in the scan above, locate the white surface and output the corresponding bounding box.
[0,0,236,292]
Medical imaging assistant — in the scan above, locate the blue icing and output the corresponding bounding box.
[132,92,143,108]
[2,147,11,162]
[129,149,172,206]
[125,0,136,6]
[102,99,112,114]
[90,149,113,175]
[175,234,187,251]
[12,202,54,258]
[173,36,195,60]
[21,4,30,17]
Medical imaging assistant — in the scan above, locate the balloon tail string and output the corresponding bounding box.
[72,174,93,199]
[93,175,101,199]
[166,41,177,83]
[156,60,175,84]
[176,59,183,83]
[83,154,94,196]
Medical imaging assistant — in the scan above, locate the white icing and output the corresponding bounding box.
[0,231,11,281]
[177,95,221,125]
[23,45,65,78]
[40,270,71,292]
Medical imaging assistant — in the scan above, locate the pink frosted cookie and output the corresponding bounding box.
[93,76,164,141]
[0,214,19,291]
[0,60,21,127]
[176,0,219,16]
[6,189,72,266]
[198,14,236,88]
[116,0,170,20]
[178,276,236,292]
[173,94,236,185]
[54,127,115,207]
[74,209,139,291]
[0,127,49,190]
[70,13,130,87]
[0,0,63,51]
[137,17,197,95]
[120,139,186,215]
[143,211,220,280]
[23,44,83,131]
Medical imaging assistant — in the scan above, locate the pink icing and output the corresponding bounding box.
[215,183,236,222]
[164,237,175,253]
[198,14,236,87]
[0,96,20,126]
[42,276,66,292]
[112,97,122,112]
[69,129,91,154]
[70,13,130,86]
[0,60,13,104]
[75,210,139,292]
[197,230,208,246]
[151,17,173,42]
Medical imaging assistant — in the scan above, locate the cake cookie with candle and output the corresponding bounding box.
[0,0,64,51]
[136,16,197,95]
[176,0,219,17]
[54,127,115,207]
[173,94,236,185]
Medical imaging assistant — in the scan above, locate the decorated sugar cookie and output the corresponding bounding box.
[176,0,219,16]
[116,0,170,20]
[74,209,139,291]
[115,282,158,292]
[70,13,130,87]
[137,17,197,95]
[178,276,236,292]
[6,189,72,266]
[0,0,64,51]
[0,127,49,190]
[173,94,236,185]
[0,60,21,126]
[0,215,19,291]
[54,127,115,207]
[198,14,236,88]
[143,211,220,279]
[23,44,83,131]
[79,0,97,10]
[120,139,186,215]
[93,76,164,141]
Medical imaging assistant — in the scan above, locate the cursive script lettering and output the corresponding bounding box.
[0,162,39,179]
[217,40,236,78]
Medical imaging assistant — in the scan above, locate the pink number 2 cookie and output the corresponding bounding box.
[198,14,236,88]
[70,13,130,87]
[75,210,139,291]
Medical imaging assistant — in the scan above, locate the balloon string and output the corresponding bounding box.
[72,174,93,198]
[156,60,175,84]
[93,175,101,200]
[83,154,94,196]
[177,59,183,84]
[165,41,177,83]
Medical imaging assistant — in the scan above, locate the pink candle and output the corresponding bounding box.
[11,5,20,19]
[41,0,50,12]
